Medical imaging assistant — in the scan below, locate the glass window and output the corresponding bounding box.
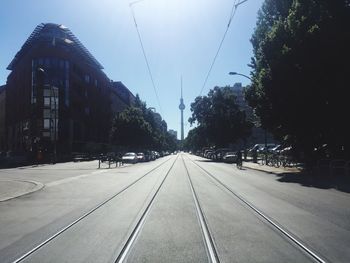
[84,75,90,83]
[51,97,58,109]
[42,131,50,137]
[43,109,51,118]
[44,119,50,129]
[65,79,69,106]
[44,97,50,106]
[43,89,51,97]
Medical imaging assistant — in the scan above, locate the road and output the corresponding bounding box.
[0,153,349,262]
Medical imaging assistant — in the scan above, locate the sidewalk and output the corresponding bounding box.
[0,179,44,202]
[242,161,302,174]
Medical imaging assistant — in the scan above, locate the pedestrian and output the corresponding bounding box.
[236,149,243,169]
[253,149,258,163]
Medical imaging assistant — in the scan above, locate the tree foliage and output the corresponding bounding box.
[247,0,350,160]
[110,94,177,151]
[187,86,252,149]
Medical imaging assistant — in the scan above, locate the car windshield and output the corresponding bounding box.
[1,1,348,262]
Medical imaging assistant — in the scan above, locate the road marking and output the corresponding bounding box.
[46,170,109,187]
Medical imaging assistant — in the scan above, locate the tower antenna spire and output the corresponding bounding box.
[179,76,185,141]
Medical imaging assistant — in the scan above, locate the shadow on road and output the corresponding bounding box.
[276,172,350,193]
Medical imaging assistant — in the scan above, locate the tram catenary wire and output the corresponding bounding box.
[12,156,174,263]
[184,154,328,263]
[199,0,249,96]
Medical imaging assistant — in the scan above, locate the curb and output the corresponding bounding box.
[0,180,44,202]
[242,163,302,175]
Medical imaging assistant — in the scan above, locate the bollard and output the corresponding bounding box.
[98,159,101,169]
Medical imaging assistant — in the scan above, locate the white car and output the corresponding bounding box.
[122,152,138,164]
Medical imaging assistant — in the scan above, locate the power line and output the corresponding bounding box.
[199,0,248,96]
[129,1,163,114]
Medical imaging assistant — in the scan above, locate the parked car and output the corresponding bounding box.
[215,148,231,161]
[137,152,145,162]
[122,152,138,164]
[73,153,91,162]
[144,151,153,161]
[222,152,237,163]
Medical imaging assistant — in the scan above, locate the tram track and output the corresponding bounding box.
[181,155,220,263]
[184,154,327,263]
[11,156,175,263]
[115,154,178,262]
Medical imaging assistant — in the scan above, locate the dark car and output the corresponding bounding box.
[137,152,145,162]
[222,152,237,163]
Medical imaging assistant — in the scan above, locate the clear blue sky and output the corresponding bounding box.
[0,0,264,139]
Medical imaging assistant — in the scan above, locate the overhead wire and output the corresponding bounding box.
[129,1,163,114]
[198,0,249,96]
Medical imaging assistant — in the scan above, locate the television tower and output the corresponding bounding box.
[179,77,185,141]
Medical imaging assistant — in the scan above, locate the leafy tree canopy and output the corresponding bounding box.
[110,94,178,151]
[188,86,252,148]
[247,0,350,160]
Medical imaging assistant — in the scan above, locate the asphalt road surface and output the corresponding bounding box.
[0,153,349,262]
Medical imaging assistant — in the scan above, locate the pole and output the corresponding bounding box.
[264,129,267,165]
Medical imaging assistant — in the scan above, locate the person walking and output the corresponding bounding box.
[236,149,242,169]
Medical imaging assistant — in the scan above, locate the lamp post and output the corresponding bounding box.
[229,71,267,164]
[229,71,253,81]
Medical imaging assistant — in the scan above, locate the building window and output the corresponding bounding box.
[43,109,51,118]
[42,131,50,137]
[44,119,50,129]
[44,97,50,107]
[84,74,90,83]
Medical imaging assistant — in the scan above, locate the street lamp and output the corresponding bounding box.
[228,71,253,81]
[229,71,267,164]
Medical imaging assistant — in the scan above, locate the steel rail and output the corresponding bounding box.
[12,156,174,263]
[115,155,179,263]
[181,155,220,263]
[186,155,327,263]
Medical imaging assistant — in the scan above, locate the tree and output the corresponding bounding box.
[183,126,208,152]
[110,107,153,150]
[189,86,252,148]
[110,94,176,152]
[247,0,350,161]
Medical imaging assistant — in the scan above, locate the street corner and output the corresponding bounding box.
[0,179,44,202]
